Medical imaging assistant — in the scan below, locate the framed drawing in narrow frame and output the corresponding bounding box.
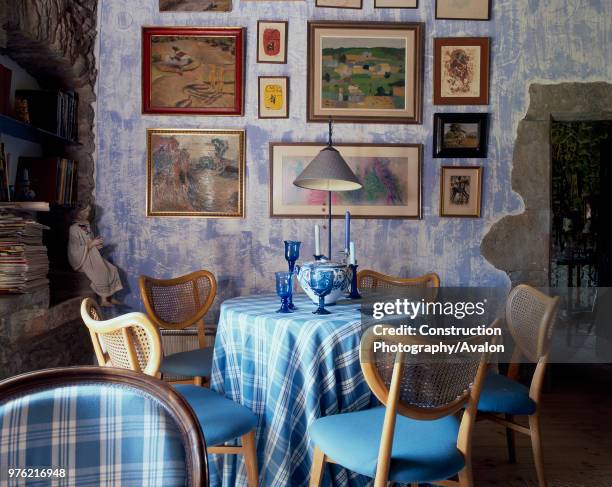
[257,20,288,64]
[440,165,482,217]
[433,112,488,158]
[435,0,491,20]
[270,142,422,219]
[258,76,290,119]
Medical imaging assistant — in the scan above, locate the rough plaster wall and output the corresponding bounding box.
[95,0,611,313]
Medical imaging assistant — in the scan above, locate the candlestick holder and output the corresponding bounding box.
[314,254,324,261]
[348,264,361,299]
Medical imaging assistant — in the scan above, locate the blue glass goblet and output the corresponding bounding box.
[284,240,301,310]
[309,269,334,315]
[275,271,293,313]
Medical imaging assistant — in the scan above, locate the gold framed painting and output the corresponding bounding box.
[307,21,424,124]
[147,129,245,217]
[435,0,491,20]
[257,20,288,64]
[270,143,422,219]
[433,37,490,105]
[440,166,482,217]
[258,76,289,119]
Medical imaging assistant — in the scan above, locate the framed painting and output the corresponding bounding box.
[257,21,288,64]
[375,0,417,8]
[440,166,482,217]
[316,0,362,9]
[433,112,488,158]
[147,129,245,217]
[435,0,491,20]
[159,0,232,12]
[142,27,245,115]
[270,143,422,218]
[433,37,490,105]
[259,76,289,119]
[307,21,424,124]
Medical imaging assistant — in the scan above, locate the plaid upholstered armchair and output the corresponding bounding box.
[0,367,208,486]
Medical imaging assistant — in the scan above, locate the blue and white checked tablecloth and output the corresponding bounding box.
[209,294,376,487]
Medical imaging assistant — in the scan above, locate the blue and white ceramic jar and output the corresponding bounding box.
[295,260,351,305]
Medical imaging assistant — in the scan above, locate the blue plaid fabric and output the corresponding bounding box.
[0,383,188,486]
[210,294,375,487]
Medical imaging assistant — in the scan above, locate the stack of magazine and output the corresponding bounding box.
[0,208,50,293]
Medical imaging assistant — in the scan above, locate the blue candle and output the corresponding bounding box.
[345,210,350,251]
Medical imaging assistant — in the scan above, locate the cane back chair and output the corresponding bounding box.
[81,298,259,487]
[139,270,217,385]
[477,285,560,487]
[358,270,441,290]
[0,366,208,486]
[309,323,497,487]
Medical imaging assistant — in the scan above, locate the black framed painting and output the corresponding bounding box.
[433,113,488,158]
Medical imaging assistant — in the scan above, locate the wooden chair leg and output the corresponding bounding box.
[529,414,548,487]
[505,414,517,463]
[242,431,259,487]
[194,376,203,386]
[458,466,474,487]
[309,447,326,487]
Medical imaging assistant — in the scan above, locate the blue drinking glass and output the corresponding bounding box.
[309,269,334,315]
[275,271,293,313]
[284,240,301,310]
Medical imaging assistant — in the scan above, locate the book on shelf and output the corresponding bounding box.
[15,157,78,206]
[13,89,78,142]
[0,64,11,116]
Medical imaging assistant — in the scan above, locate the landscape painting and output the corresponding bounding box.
[270,143,422,218]
[142,27,244,115]
[307,22,423,123]
[159,0,231,12]
[147,129,245,217]
[433,113,488,158]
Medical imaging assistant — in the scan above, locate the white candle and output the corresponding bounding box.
[349,241,356,265]
[314,224,320,255]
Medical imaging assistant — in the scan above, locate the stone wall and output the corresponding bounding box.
[481,82,612,286]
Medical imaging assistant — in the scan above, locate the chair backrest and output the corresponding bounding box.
[139,270,217,347]
[360,323,495,484]
[358,270,440,290]
[505,284,560,363]
[0,366,208,487]
[81,298,162,376]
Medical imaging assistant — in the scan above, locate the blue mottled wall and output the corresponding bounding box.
[95,0,611,312]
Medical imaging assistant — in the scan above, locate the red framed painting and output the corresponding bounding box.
[142,26,245,116]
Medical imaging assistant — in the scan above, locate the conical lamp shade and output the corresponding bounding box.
[293,146,362,192]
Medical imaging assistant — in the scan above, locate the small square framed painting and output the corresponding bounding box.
[435,0,491,20]
[433,113,488,158]
[440,166,482,217]
[159,0,232,12]
[147,129,245,218]
[433,37,490,105]
[316,0,362,9]
[270,143,422,219]
[142,27,245,115]
[259,76,289,119]
[307,21,424,124]
[257,21,288,64]
[375,0,417,8]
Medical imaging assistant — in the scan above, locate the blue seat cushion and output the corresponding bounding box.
[160,347,213,378]
[309,406,464,484]
[174,385,257,447]
[477,371,536,415]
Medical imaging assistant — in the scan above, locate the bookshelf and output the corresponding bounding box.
[0,113,81,147]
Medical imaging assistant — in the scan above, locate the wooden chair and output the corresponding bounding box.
[308,322,496,487]
[358,269,441,290]
[0,366,208,486]
[477,285,560,487]
[81,298,260,487]
[139,270,217,386]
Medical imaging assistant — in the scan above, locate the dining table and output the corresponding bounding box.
[209,293,376,487]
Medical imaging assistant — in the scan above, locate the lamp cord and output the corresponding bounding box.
[327,117,333,147]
